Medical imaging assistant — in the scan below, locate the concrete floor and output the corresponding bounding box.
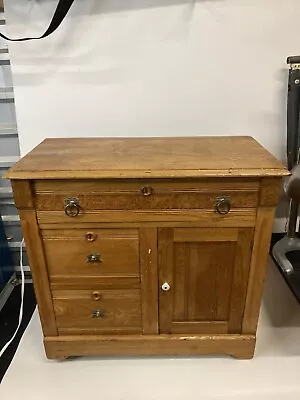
[1,259,300,400]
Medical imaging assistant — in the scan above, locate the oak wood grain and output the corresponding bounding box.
[44,333,256,359]
[50,276,140,290]
[159,227,250,335]
[213,243,236,321]
[36,209,257,227]
[52,289,142,334]
[173,243,189,321]
[173,227,238,242]
[7,137,287,360]
[158,228,174,333]
[19,209,57,336]
[11,180,34,209]
[42,228,140,278]
[41,228,139,239]
[39,220,253,230]
[171,321,228,334]
[139,228,159,334]
[5,137,288,180]
[242,207,275,334]
[33,178,259,211]
[35,191,258,211]
[259,177,283,206]
[228,228,254,333]
[34,178,260,192]
[178,241,235,322]
[57,327,141,335]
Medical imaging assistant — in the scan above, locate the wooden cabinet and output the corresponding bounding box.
[5,137,288,360]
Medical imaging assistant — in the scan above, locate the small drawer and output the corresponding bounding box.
[33,179,259,215]
[42,228,140,280]
[52,289,142,334]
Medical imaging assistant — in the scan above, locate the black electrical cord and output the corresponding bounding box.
[0,0,74,41]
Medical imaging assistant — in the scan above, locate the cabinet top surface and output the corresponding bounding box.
[5,136,288,179]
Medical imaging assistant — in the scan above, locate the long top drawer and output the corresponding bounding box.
[33,179,259,212]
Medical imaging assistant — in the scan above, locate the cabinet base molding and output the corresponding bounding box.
[44,334,256,360]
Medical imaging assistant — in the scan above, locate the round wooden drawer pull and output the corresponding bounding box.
[86,232,97,242]
[141,185,153,196]
[92,291,101,301]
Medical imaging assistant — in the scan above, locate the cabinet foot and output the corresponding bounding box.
[49,355,81,361]
[230,351,255,360]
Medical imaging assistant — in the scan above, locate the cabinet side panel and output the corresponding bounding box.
[228,228,254,333]
[140,228,159,334]
[242,207,275,334]
[243,177,282,334]
[12,180,57,336]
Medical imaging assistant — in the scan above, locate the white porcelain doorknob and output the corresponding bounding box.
[161,282,171,291]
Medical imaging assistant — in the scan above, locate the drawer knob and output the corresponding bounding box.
[92,291,101,301]
[87,253,101,263]
[86,232,97,242]
[141,185,153,196]
[161,282,171,291]
[92,309,104,318]
[215,196,231,215]
[64,197,80,217]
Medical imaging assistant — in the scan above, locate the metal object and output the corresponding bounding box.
[0,187,13,198]
[271,57,300,274]
[271,56,300,274]
[8,240,25,250]
[0,87,14,104]
[86,232,97,242]
[272,198,300,275]
[0,273,17,312]
[0,18,24,279]
[91,309,104,318]
[64,197,80,217]
[215,196,231,215]
[141,185,153,196]
[11,277,20,286]
[92,291,101,301]
[1,215,20,224]
[290,64,300,71]
[272,234,300,275]
[87,253,101,264]
[161,282,171,291]
[0,156,20,168]
[0,123,18,136]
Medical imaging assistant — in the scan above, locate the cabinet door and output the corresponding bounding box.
[158,227,254,334]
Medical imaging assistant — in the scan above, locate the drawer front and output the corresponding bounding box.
[42,228,140,280]
[52,289,142,334]
[34,179,259,213]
